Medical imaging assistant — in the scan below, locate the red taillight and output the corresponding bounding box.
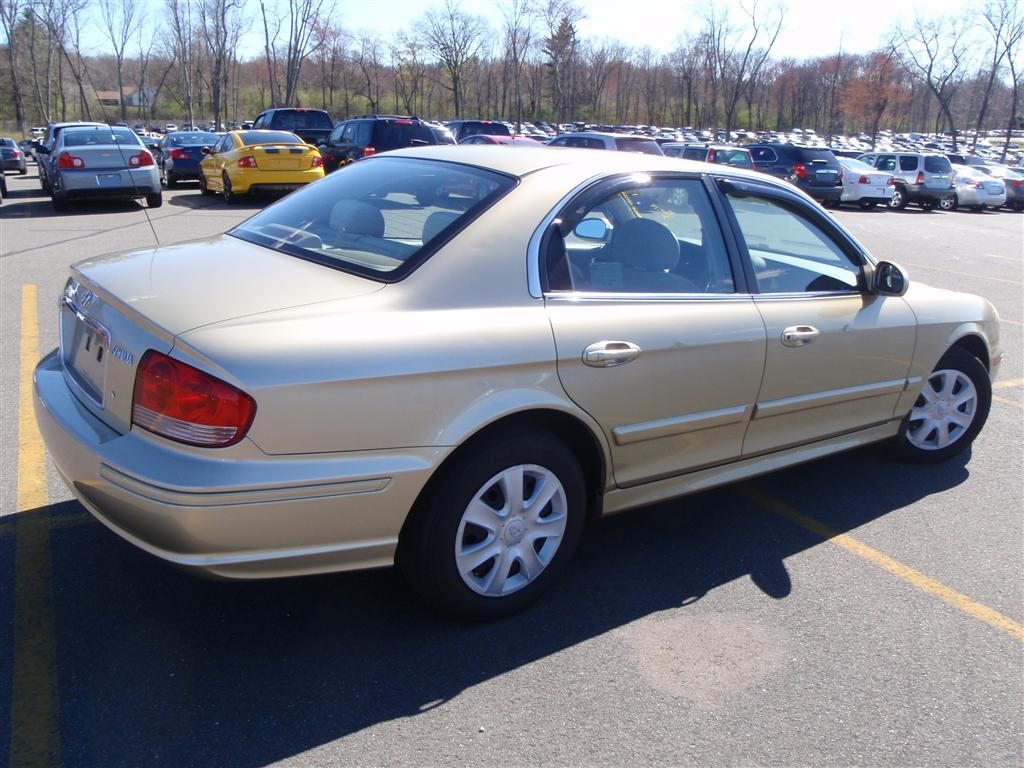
[129,151,154,167]
[858,175,870,184]
[887,176,895,186]
[1012,180,1022,188]
[169,148,189,160]
[132,350,256,448]
[915,171,925,184]
[707,148,716,162]
[363,146,376,157]
[11,149,21,158]
[57,152,85,169]
[311,155,323,168]
[792,163,808,180]
[237,156,257,168]
[394,119,412,124]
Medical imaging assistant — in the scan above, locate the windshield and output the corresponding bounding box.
[239,130,302,145]
[231,157,516,280]
[169,132,218,146]
[62,127,141,147]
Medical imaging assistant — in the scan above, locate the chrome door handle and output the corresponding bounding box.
[781,326,820,347]
[582,341,641,367]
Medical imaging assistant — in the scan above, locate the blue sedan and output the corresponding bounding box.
[154,131,219,187]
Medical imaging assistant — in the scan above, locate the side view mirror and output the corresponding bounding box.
[873,260,908,296]
[574,218,608,240]
[35,144,50,154]
[201,146,213,155]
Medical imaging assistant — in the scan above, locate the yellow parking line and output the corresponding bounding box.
[10,284,61,768]
[993,378,1023,390]
[739,486,1024,643]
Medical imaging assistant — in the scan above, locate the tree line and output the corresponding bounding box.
[1,0,1021,158]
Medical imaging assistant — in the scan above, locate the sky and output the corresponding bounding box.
[71,0,975,61]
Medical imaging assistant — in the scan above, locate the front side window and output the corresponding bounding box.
[231,157,515,280]
[726,194,862,293]
[546,177,735,295]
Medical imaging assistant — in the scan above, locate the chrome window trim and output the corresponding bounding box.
[752,290,865,301]
[544,291,752,302]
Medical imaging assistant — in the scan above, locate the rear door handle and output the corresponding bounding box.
[781,326,820,347]
[583,341,641,367]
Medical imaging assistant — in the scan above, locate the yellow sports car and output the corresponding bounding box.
[198,129,324,202]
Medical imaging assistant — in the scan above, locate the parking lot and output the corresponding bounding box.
[1,167,1022,767]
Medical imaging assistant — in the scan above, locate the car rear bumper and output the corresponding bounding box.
[903,186,952,203]
[34,349,446,579]
[798,184,842,201]
[229,168,324,193]
[54,167,160,197]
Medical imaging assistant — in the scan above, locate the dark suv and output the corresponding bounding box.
[318,115,437,172]
[445,119,512,143]
[745,144,844,204]
[251,108,335,145]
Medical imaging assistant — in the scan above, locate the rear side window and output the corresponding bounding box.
[239,130,301,145]
[924,156,952,173]
[231,157,516,280]
[372,121,435,151]
[750,147,777,163]
[269,110,333,130]
[899,156,919,171]
[717,149,752,169]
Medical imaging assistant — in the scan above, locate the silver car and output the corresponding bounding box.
[34,147,1002,618]
[45,125,162,211]
[950,164,1008,211]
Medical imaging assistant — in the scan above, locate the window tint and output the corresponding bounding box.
[547,178,735,295]
[614,137,663,155]
[459,121,511,138]
[899,156,918,171]
[924,156,952,173]
[877,155,896,172]
[340,123,356,142]
[231,158,515,280]
[682,148,707,161]
[717,149,752,169]
[169,132,218,146]
[268,110,333,130]
[372,121,434,150]
[62,127,141,147]
[726,194,861,293]
[356,122,373,145]
[750,147,777,163]
[329,126,345,143]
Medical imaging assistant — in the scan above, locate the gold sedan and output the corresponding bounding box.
[34,147,1002,619]
[198,129,324,202]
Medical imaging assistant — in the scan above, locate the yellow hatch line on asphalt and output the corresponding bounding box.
[739,486,1024,643]
[10,284,62,768]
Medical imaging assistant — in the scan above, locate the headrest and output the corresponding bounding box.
[422,211,460,243]
[609,218,679,272]
[329,199,385,237]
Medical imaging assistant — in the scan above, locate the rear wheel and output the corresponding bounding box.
[938,195,957,211]
[889,186,908,209]
[146,191,163,208]
[892,347,991,463]
[859,200,877,209]
[398,430,586,619]
[52,194,69,212]
[222,173,240,204]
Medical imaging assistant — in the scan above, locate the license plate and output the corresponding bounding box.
[97,173,121,187]
[67,315,109,404]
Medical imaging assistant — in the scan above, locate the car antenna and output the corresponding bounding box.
[87,82,162,247]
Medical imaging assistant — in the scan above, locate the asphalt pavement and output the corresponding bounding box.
[1,167,1021,768]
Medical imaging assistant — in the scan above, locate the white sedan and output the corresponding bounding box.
[837,157,895,208]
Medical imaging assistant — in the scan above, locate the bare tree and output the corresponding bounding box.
[166,0,197,126]
[258,0,281,105]
[502,0,535,131]
[894,13,972,151]
[991,0,1023,161]
[392,30,427,116]
[99,0,140,121]
[417,0,487,117]
[0,0,29,133]
[353,32,385,113]
[200,0,245,128]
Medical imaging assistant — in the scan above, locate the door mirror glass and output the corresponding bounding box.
[574,218,607,240]
[874,260,908,296]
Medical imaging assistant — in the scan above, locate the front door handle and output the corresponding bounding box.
[583,341,641,367]
[781,325,820,347]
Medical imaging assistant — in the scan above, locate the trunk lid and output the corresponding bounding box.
[244,142,320,171]
[64,235,384,433]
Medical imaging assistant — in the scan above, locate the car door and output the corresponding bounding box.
[542,174,767,487]
[201,135,232,190]
[717,178,917,455]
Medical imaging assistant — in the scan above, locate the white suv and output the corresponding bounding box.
[857,152,955,211]
[547,131,663,155]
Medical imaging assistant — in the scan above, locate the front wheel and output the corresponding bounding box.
[198,173,213,196]
[939,195,957,211]
[146,191,163,208]
[889,187,908,209]
[891,347,991,463]
[398,430,586,619]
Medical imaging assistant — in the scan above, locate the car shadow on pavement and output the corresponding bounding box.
[168,191,285,211]
[0,446,970,767]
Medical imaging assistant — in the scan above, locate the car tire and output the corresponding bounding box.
[52,194,69,212]
[199,173,213,196]
[891,347,991,464]
[222,173,239,204]
[939,195,957,211]
[859,201,877,209]
[19,166,26,175]
[146,191,163,208]
[889,187,908,209]
[398,429,586,620]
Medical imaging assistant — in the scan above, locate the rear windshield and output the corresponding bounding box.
[169,132,218,146]
[924,156,952,173]
[459,122,512,138]
[799,148,838,164]
[269,110,333,130]
[614,137,664,155]
[372,121,436,151]
[0,137,14,147]
[682,148,706,161]
[239,130,302,145]
[62,127,141,147]
[231,157,516,281]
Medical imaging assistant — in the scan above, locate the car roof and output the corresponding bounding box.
[382,144,769,184]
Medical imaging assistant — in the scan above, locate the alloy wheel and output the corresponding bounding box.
[905,369,978,451]
[454,464,568,597]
